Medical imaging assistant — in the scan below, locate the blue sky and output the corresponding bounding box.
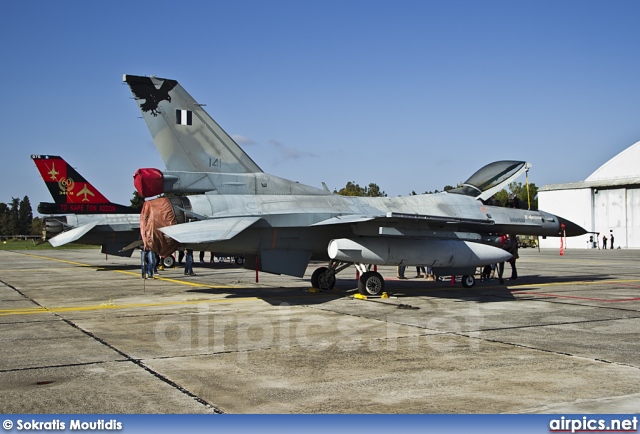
[2,1,640,213]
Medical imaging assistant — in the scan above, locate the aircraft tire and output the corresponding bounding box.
[311,267,335,290]
[311,267,325,288]
[461,275,475,288]
[358,271,385,296]
[162,255,175,268]
[234,256,245,265]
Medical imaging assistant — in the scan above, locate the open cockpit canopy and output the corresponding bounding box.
[447,160,531,201]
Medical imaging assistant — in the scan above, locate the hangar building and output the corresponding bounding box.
[538,140,640,249]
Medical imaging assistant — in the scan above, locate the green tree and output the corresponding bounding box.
[491,182,538,209]
[30,216,43,237]
[8,197,20,236]
[130,190,146,209]
[18,196,33,235]
[0,202,7,236]
[336,182,386,197]
[494,189,509,206]
[365,183,386,197]
[508,181,538,210]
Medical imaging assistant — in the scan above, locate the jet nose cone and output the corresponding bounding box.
[558,216,587,237]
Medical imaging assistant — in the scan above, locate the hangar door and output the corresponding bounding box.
[626,188,640,248]
[593,188,626,248]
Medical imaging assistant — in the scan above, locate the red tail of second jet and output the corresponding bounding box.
[31,154,138,214]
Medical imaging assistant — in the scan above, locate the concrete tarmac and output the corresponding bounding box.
[1,247,639,414]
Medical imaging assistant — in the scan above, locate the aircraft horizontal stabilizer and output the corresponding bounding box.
[159,216,261,244]
[119,239,144,252]
[49,221,102,247]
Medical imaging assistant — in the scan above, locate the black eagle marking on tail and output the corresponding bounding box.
[126,76,178,116]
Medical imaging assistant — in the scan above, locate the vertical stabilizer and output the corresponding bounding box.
[31,155,136,214]
[123,74,263,174]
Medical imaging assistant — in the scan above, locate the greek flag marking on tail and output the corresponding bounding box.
[176,109,192,125]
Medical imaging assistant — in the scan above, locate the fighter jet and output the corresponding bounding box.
[123,74,586,294]
[32,155,141,257]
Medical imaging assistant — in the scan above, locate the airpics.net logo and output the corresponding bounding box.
[549,416,638,433]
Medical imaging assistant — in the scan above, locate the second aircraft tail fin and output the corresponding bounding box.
[31,154,137,214]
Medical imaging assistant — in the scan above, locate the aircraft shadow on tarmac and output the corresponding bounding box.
[184,272,611,307]
[93,261,242,272]
[84,259,611,307]
[95,265,143,271]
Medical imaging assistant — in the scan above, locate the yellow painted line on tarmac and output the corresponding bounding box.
[15,252,239,289]
[0,252,258,317]
[507,278,640,289]
[0,296,261,317]
[20,253,92,267]
[0,268,67,272]
[111,269,235,288]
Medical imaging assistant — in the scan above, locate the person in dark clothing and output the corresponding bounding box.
[140,248,146,279]
[507,234,519,280]
[153,251,160,273]
[184,248,195,276]
[497,234,519,283]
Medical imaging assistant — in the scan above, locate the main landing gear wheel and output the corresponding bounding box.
[311,267,336,290]
[234,256,245,265]
[162,255,175,268]
[461,274,475,288]
[358,271,385,296]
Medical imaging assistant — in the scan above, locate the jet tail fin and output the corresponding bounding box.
[31,155,138,214]
[123,74,263,174]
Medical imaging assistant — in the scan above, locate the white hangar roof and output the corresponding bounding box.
[540,140,640,192]
[586,140,640,182]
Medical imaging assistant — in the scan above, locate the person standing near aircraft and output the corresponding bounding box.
[507,234,519,280]
[153,251,161,273]
[397,265,406,279]
[140,248,146,279]
[610,231,614,249]
[602,234,608,249]
[426,266,435,280]
[497,234,518,284]
[184,248,195,276]
[146,249,155,279]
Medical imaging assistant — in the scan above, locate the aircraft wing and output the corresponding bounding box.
[48,221,102,247]
[159,216,261,244]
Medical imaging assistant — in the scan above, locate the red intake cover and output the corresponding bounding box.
[134,168,164,198]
